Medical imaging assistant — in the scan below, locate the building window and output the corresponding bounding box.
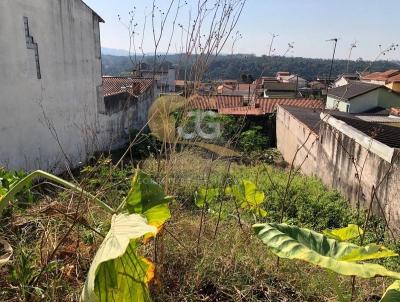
[24,17,41,79]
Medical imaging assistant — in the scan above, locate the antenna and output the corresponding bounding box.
[347,40,357,73]
[326,38,339,88]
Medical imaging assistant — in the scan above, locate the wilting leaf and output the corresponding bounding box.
[195,187,219,208]
[226,180,267,217]
[125,170,172,228]
[380,280,400,302]
[0,238,13,267]
[323,224,364,241]
[253,223,400,279]
[81,213,157,302]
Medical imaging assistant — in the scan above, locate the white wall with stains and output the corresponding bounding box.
[0,0,103,172]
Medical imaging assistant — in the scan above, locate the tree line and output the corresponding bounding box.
[102,53,400,81]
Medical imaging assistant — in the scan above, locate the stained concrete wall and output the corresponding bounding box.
[317,122,400,235]
[0,0,103,172]
[276,106,319,176]
[276,106,400,234]
[99,87,156,149]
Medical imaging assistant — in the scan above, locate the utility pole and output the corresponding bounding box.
[326,38,339,89]
[268,33,278,56]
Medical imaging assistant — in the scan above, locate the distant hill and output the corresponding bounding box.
[101,53,400,81]
[101,48,131,57]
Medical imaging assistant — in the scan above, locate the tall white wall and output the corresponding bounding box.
[0,0,103,172]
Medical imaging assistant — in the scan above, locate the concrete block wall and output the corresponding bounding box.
[276,106,400,235]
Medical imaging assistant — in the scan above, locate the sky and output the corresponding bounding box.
[84,0,400,60]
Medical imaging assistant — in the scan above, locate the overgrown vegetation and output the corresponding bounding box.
[1,149,399,301]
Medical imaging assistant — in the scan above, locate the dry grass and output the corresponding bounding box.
[0,150,397,301]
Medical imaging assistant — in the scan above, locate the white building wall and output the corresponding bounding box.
[326,90,380,113]
[0,0,103,172]
[333,77,350,88]
[326,96,350,112]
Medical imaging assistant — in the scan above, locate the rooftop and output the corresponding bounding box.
[102,76,153,97]
[188,95,324,115]
[328,82,382,101]
[362,69,400,82]
[278,105,400,148]
[331,114,400,148]
[278,105,323,133]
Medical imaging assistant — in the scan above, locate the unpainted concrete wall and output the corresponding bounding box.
[99,87,155,149]
[0,0,103,172]
[317,123,400,234]
[276,106,400,234]
[276,107,319,176]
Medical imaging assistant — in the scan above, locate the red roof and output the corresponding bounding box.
[187,95,324,115]
[257,98,324,114]
[362,70,400,82]
[103,76,153,97]
[188,95,243,110]
[388,74,400,83]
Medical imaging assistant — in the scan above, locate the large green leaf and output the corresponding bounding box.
[81,213,157,302]
[226,180,267,217]
[323,224,364,241]
[339,244,398,262]
[380,281,400,302]
[195,187,219,208]
[125,170,172,228]
[253,223,400,279]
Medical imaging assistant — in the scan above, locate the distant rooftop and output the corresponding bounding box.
[328,82,382,101]
[188,95,324,115]
[362,69,400,83]
[103,76,153,97]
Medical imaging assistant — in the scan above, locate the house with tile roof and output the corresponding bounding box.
[326,82,400,113]
[361,69,400,93]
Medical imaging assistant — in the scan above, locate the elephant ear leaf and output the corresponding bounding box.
[226,180,266,217]
[0,238,13,267]
[323,224,364,241]
[253,223,400,279]
[338,244,398,262]
[125,170,172,228]
[195,187,219,208]
[380,281,400,302]
[81,213,157,302]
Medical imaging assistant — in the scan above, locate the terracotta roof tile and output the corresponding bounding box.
[102,76,153,97]
[362,70,400,82]
[186,95,324,115]
[257,98,324,114]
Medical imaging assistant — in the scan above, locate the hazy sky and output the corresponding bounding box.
[84,0,400,60]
